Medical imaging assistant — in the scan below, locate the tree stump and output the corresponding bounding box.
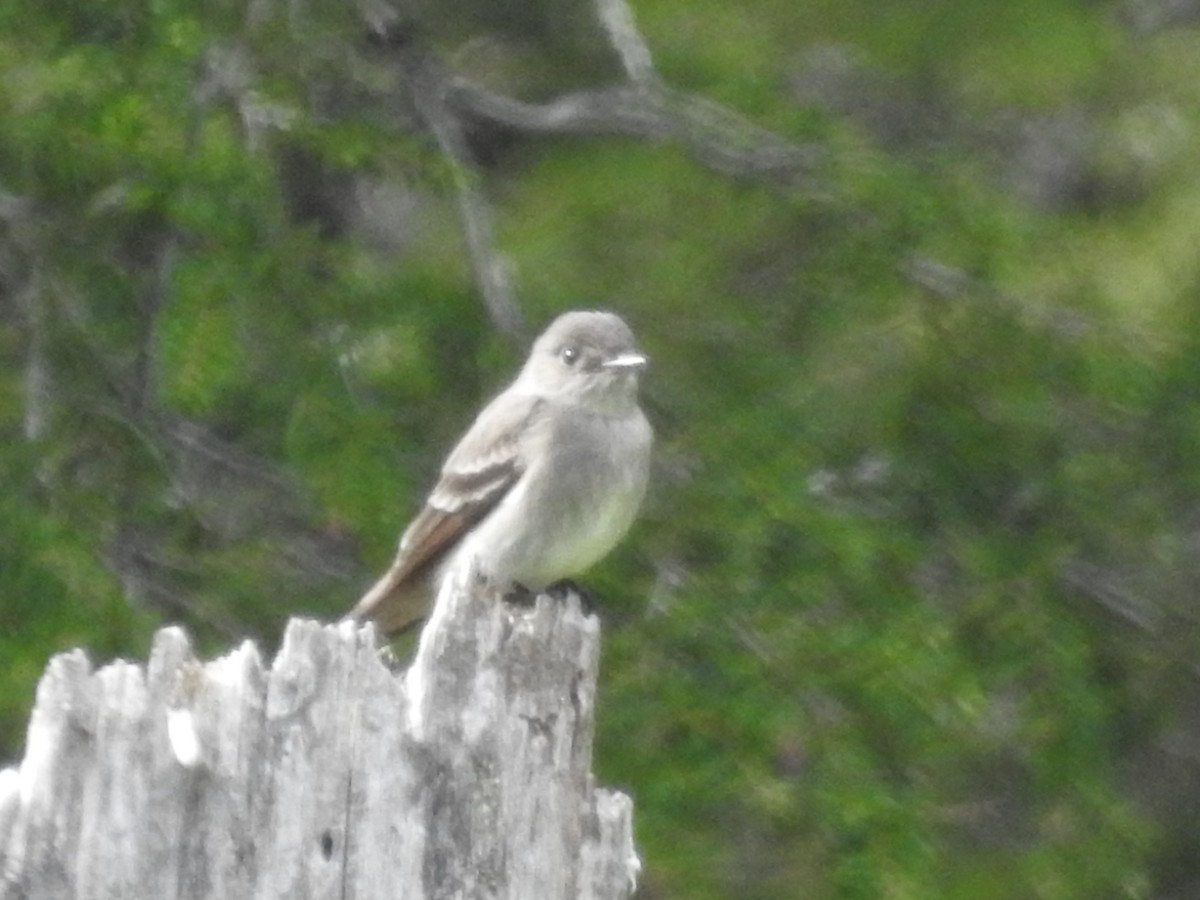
[0,575,640,899]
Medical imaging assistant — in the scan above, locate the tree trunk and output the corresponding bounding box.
[0,577,639,899]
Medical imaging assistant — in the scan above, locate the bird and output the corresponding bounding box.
[346,310,653,636]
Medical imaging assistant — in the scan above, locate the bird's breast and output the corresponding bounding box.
[448,404,649,589]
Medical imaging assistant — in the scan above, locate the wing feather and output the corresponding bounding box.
[346,392,543,630]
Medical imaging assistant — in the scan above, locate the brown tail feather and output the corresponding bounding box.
[345,568,432,637]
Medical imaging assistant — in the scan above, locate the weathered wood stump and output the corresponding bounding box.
[0,575,639,899]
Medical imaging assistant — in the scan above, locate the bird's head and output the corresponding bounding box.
[518,310,647,409]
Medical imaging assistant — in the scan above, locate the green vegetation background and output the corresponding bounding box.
[3,0,1200,896]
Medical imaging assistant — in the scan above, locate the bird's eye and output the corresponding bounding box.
[560,346,579,366]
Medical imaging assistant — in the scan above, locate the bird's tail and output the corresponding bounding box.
[344,568,431,637]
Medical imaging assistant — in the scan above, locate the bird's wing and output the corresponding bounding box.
[347,392,543,627]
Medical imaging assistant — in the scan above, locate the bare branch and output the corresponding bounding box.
[394,47,527,341]
[1060,559,1162,635]
[448,79,821,185]
[18,270,50,442]
[429,113,526,341]
[904,253,1101,343]
[594,0,658,85]
[1060,559,1200,682]
[353,0,820,330]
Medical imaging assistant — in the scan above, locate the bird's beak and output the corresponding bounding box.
[603,352,648,371]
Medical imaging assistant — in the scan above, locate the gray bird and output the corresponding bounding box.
[347,310,653,636]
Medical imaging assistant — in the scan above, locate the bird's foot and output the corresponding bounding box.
[546,579,597,616]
